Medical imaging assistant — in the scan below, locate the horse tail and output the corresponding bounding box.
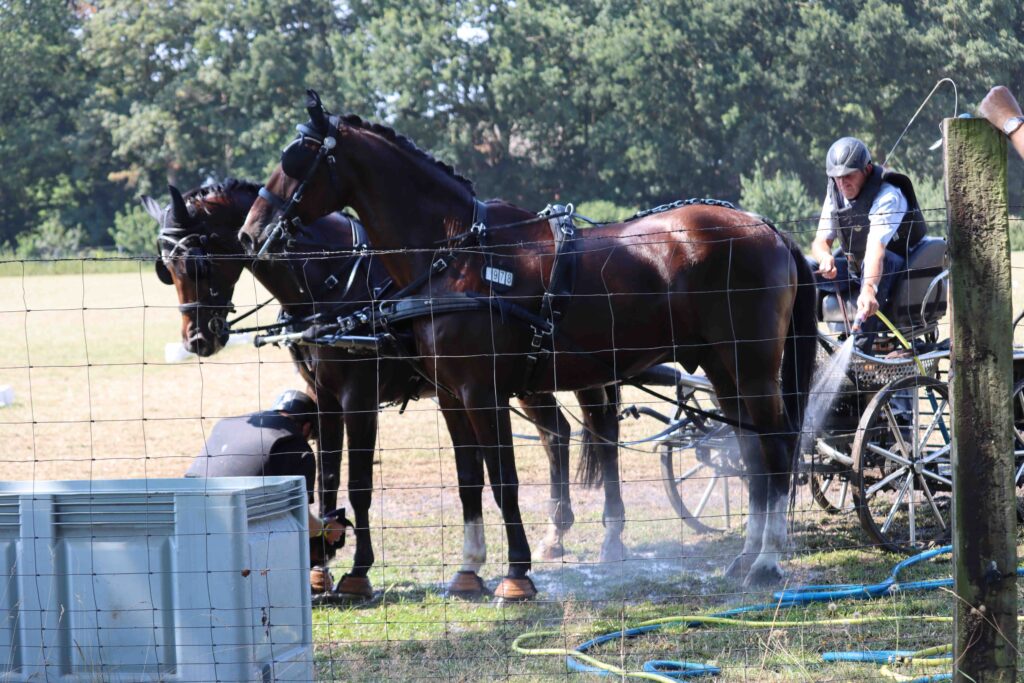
[781,233,818,450]
[575,384,619,488]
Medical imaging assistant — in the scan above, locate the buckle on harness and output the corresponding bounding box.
[431,256,450,273]
[529,323,552,351]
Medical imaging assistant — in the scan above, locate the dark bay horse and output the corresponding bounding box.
[146,179,625,598]
[239,93,817,594]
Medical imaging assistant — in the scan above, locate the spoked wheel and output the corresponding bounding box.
[809,467,856,514]
[853,375,952,554]
[1011,378,1024,521]
[660,440,746,534]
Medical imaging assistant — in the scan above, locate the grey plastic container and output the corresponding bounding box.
[0,476,313,682]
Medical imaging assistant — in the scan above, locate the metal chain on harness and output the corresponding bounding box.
[630,197,736,220]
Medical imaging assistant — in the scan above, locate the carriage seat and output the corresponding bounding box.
[820,236,947,340]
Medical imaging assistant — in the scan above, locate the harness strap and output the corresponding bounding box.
[522,205,579,394]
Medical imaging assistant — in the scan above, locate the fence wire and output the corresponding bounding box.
[0,206,1022,681]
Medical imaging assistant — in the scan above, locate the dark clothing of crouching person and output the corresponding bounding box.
[185,390,343,594]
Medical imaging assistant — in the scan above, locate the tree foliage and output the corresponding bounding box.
[0,0,1021,248]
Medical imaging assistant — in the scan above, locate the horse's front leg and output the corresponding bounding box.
[438,392,489,598]
[309,391,342,594]
[314,391,344,515]
[332,395,378,599]
[517,393,573,562]
[466,396,536,600]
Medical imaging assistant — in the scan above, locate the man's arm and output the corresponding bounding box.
[855,239,886,325]
[979,86,1024,160]
[812,197,837,278]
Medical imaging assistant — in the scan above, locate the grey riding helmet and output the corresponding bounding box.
[272,389,319,435]
[825,137,872,177]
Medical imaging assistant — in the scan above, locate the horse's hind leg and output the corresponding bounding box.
[579,385,626,563]
[518,393,573,562]
[700,355,766,581]
[707,344,793,587]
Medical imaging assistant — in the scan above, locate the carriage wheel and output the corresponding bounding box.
[809,467,856,514]
[853,375,952,554]
[1011,378,1024,521]
[660,442,746,534]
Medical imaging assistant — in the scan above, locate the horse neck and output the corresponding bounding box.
[342,131,475,287]
[251,215,369,315]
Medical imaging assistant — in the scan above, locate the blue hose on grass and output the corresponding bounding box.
[559,546,1020,680]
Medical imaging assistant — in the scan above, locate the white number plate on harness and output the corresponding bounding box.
[484,266,514,287]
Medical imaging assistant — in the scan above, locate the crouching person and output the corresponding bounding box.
[186,389,347,594]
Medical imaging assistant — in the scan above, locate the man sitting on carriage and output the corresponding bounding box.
[810,136,927,352]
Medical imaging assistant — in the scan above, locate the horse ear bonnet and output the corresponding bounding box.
[154,258,173,285]
[281,134,318,180]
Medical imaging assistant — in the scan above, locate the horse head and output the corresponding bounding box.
[239,89,475,269]
[144,182,255,356]
[238,90,349,257]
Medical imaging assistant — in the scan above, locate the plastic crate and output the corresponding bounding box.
[0,477,312,682]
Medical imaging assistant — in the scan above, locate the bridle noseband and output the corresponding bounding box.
[158,221,236,326]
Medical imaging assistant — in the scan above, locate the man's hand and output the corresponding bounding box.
[978,86,1023,132]
[322,519,345,546]
[854,285,879,330]
[816,253,837,280]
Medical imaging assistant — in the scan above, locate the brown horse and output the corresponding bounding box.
[239,92,817,595]
[146,178,626,598]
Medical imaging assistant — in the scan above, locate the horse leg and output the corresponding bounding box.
[708,344,793,587]
[464,394,535,600]
[314,391,343,515]
[332,395,378,599]
[438,392,489,598]
[700,355,765,581]
[517,393,573,562]
[578,385,627,563]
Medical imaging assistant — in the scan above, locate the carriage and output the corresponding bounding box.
[649,235,1024,553]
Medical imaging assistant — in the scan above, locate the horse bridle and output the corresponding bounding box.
[255,116,344,259]
[158,219,236,336]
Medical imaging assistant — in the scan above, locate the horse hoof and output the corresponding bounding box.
[333,573,374,599]
[446,570,487,599]
[536,541,565,562]
[744,564,784,588]
[725,555,752,581]
[599,539,627,563]
[310,566,334,595]
[493,576,537,601]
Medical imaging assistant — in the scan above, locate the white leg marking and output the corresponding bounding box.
[751,492,789,575]
[461,517,486,573]
[742,501,766,556]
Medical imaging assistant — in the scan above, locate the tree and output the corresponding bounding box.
[79,0,344,198]
[0,0,89,244]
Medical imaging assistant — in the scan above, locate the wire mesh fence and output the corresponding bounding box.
[1,206,1023,681]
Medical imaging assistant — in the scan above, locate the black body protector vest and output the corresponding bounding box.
[830,165,926,274]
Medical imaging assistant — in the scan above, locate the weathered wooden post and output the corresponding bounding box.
[946,116,1017,682]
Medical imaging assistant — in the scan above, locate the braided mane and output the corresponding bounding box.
[182,178,261,217]
[339,114,474,193]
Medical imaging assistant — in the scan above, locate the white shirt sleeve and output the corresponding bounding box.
[867,183,908,246]
[816,196,836,241]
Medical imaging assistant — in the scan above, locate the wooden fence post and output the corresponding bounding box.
[946,116,1017,682]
